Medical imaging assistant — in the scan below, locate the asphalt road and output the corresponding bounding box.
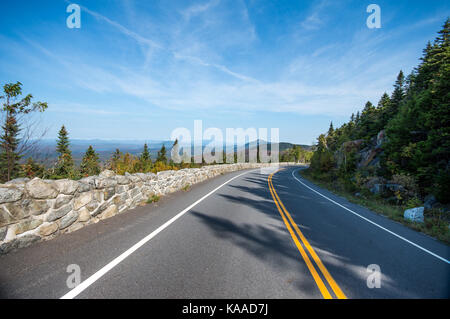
[0,166,448,298]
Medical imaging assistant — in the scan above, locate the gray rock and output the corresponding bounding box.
[28,200,50,216]
[53,194,73,209]
[115,175,130,185]
[78,176,95,192]
[115,185,127,194]
[94,178,117,189]
[73,192,92,210]
[92,202,109,217]
[15,218,43,235]
[47,204,72,222]
[54,179,79,195]
[404,207,424,223]
[25,178,58,199]
[129,187,140,198]
[0,205,14,227]
[86,200,99,212]
[99,170,116,178]
[59,210,79,229]
[0,186,23,204]
[103,187,115,201]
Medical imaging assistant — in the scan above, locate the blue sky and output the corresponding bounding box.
[0,0,448,144]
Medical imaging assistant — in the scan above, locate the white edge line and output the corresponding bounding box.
[60,169,256,299]
[290,168,450,264]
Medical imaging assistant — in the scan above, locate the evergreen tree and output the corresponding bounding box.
[0,82,47,182]
[156,144,167,163]
[388,70,405,118]
[109,148,122,172]
[139,143,152,172]
[80,145,100,176]
[54,125,74,178]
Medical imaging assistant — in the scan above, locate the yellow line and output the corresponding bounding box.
[269,171,347,299]
[267,172,332,299]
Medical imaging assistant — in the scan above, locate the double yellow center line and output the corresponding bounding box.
[268,169,347,299]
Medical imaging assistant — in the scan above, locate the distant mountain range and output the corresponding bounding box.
[31,139,311,164]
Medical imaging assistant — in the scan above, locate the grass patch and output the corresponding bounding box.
[182,184,191,192]
[147,194,161,204]
[299,169,450,245]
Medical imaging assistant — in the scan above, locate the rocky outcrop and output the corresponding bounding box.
[336,130,388,170]
[0,163,296,254]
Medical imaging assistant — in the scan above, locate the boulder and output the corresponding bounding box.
[38,222,59,236]
[59,210,79,229]
[15,218,43,235]
[0,205,14,227]
[103,187,115,201]
[99,170,116,178]
[77,207,90,222]
[100,205,117,220]
[404,207,424,223]
[94,178,117,189]
[0,186,23,204]
[25,178,58,199]
[47,204,72,222]
[115,175,130,185]
[53,194,73,210]
[73,192,92,210]
[54,179,79,195]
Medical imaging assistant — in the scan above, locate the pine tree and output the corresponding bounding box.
[139,143,152,172]
[156,144,167,163]
[388,70,405,117]
[0,82,47,182]
[109,148,122,172]
[141,143,150,162]
[80,145,100,176]
[54,125,74,178]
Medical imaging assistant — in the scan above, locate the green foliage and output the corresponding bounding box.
[147,194,160,203]
[20,157,45,179]
[138,143,152,172]
[53,125,75,179]
[0,82,47,182]
[310,134,334,172]
[280,145,313,163]
[156,144,167,163]
[80,145,101,177]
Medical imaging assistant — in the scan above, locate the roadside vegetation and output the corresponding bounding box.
[302,19,450,244]
[147,195,161,204]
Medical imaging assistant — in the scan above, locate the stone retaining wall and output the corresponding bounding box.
[0,163,301,254]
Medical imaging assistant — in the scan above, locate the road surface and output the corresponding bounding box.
[0,166,448,298]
